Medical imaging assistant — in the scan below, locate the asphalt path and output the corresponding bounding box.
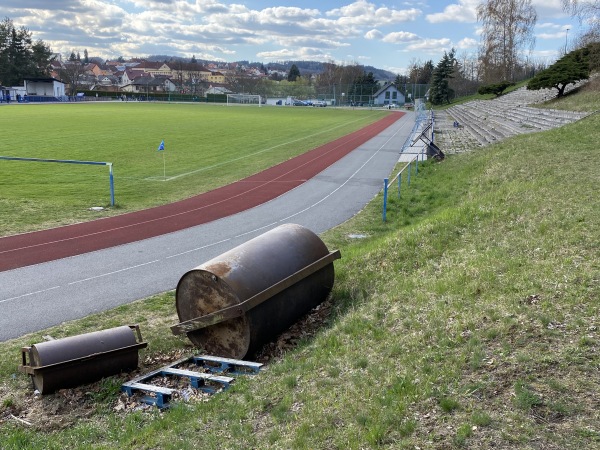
[0,111,415,342]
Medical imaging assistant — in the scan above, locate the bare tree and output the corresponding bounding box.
[562,0,600,48]
[314,61,363,100]
[562,0,600,20]
[59,60,86,96]
[477,0,537,83]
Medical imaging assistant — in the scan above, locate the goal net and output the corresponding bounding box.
[227,93,262,106]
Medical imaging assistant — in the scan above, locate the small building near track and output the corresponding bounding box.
[24,78,66,101]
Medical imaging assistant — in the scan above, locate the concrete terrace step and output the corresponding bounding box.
[439,82,591,152]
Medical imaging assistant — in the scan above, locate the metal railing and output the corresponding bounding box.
[382,107,434,222]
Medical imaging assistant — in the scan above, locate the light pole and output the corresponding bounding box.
[565,28,569,55]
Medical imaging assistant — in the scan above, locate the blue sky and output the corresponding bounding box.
[5,0,580,74]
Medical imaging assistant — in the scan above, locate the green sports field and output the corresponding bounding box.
[0,102,389,236]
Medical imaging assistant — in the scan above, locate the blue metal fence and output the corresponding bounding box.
[382,106,434,222]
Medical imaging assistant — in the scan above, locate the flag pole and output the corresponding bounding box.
[157,139,166,180]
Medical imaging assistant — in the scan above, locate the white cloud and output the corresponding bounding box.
[456,37,477,49]
[382,31,420,44]
[256,47,334,61]
[538,31,569,39]
[537,22,563,29]
[405,38,452,52]
[426,0,478,24]
[326,0,421,26]
[365,29,383,40]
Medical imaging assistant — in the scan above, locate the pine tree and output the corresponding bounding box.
[429,50,456,105]
[287,64,300,82]
[0,18,51,86]
[527,45,593,97]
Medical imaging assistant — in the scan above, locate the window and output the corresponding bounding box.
[385,92,390,99]
[392,91,397,99]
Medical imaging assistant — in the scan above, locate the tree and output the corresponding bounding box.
[348,71,378,104]
[527,46,592,97]
[478,80,515,96]
[562,0,600,70]
[0,17,53,86]
[83,49,89,64]
[562,0,600,45]
[31,40,54,76]
[314,61,364,100]
[429,49,456,105]
[477,0,537,83]
[287,64,300,82]
[59,60,86,95]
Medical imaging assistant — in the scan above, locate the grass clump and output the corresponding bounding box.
[1,90,599,448]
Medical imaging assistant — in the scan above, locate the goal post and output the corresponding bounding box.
[227,93,262,106]
[0,155,115,206]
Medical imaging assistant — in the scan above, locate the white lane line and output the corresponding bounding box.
[278,118,412,222]
[165,222,281,259]
[166,239,232,259]
[0,285,61,304]
[68,259,160,285]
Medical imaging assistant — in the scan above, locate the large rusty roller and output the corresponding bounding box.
[171,224,341,359]
[19,325,147,394]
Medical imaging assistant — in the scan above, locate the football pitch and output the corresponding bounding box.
[0,102,389,236]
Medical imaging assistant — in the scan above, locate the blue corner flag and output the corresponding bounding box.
[157,140,165,151]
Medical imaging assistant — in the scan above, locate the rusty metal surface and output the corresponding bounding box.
[171,250,341,335]
[19,325,147,394]
[174,223,339,359]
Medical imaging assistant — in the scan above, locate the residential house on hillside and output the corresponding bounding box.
[373,82,405,106]
[121,75,176,95]
[206,71,225,84]
[84,63,103,77]
[130,60,173,77]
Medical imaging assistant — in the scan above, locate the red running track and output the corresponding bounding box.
[0,112,403,272]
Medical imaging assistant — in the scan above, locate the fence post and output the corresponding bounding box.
[398,173,402,199]
[109,163,115,206]
[382,178,388,222]
[415,155,419,175]
[407,163,411,186]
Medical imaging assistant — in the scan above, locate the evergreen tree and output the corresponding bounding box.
[527,45,593,97]
[429,49,456,105]
[349,71,378,103]
[287,64,300,82]
[190,55,197,64]
[0,17,52,86]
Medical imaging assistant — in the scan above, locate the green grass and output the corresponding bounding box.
[0,103,388,236]
[1,89,599,448]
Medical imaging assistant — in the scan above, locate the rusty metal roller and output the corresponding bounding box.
[19,325,147,394]
[171,223,341,359]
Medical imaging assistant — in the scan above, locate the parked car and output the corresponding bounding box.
[313,101,327,107]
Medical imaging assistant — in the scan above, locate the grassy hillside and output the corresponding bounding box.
[0,88,599,449]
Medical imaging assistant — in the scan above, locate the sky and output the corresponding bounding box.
[4,0,582,74]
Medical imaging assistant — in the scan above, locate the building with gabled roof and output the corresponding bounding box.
[373,82,405,106]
